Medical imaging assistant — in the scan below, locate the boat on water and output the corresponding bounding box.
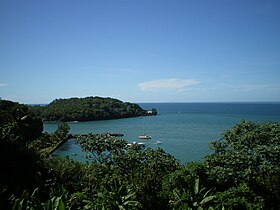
[138,135,152,139]
[155,140,162,144]
[127,141,145,146]
[138,118,152,139]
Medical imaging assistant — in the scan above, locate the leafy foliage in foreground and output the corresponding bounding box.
[76,134,180,209]
[206,120,280,209]
[162,120,280,209]
[0,99,43,143]
[29,96,145,122]
[1,100,280,209]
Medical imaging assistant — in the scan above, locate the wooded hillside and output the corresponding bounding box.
[29,96,146,122]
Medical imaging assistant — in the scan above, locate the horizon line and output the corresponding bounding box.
[26,101,280,105]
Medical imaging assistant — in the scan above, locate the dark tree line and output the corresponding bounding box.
[29,96,146,122]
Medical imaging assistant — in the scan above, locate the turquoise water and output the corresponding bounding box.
[45,103,280,164]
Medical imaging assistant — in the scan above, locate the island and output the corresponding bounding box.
[29,96,157,122]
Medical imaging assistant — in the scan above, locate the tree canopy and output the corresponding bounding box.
[205,120,280,209]
[29,96,146,122]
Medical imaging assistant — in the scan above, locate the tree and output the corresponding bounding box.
[76,133,180,209]
[0,99,43,143]
[205,120,280,209]
[54,123,70,141]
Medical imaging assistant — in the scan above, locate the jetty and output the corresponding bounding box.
[44,132,125,155]
[68,132,124,139]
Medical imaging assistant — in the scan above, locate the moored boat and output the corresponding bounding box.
[127,141,145,146]
[138,135,152,139]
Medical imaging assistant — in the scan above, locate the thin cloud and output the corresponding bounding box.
[0,82,8,87]
[240,84,279,92]
[217,83,280,92]
[138,78,200,91]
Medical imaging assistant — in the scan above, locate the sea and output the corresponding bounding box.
[44,102,280,164]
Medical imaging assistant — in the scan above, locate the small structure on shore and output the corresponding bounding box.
[145,108,157,116]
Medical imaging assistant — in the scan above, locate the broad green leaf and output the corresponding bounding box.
[199,195,216,205]
[194,178,199,195]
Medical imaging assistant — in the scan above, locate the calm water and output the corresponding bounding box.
[45,103,280,164]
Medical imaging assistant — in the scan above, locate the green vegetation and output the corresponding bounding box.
[29,122,70,153]
[1,99,280,209]
[0,99,43,143]
[29,96,146,122]
[164,120,280,209]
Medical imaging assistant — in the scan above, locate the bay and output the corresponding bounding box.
[44,103,280,164]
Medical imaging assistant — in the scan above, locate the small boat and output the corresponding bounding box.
[138,135,152,139]
[155,140,162,144]
[138,118,151,139]
[127,142,145,146]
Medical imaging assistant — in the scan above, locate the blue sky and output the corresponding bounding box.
[1,0,280,103]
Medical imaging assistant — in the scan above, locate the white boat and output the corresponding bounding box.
[127,142,145,146]
[138,118,152,139]
[138,135,152,139]
[155,140,162,144]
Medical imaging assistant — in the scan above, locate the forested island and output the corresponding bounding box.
[29,96,157,122]
[1,98,280,209]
